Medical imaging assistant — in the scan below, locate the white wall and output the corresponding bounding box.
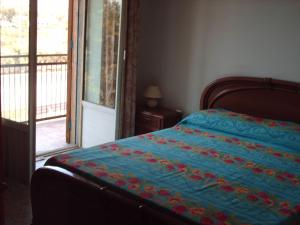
[138,0,300,114]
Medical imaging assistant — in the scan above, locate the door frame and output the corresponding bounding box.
[64,0,89,147]
[29,0,38,182]
[70,0,86,147]
[115,0,128,140]
[66,0,74,144]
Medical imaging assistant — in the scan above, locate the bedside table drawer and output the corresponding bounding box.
[136,114,161,130]
[135,107,182,136]
[135,126,153,135]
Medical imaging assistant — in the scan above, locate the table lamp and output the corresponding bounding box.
[143,85,162,108]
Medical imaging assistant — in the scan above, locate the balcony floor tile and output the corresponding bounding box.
[36,117,72,155]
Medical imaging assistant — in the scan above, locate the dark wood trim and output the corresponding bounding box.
[28,0,38,183]
[115,0,128,139]
[201,76,300,123]
[31,165,197,225]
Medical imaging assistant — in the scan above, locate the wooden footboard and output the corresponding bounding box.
[31,166,196,225]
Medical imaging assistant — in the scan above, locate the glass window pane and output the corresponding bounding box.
[84,0,104,105]
[0,0,29,122]
[84,0,121,108]
[36,0,68,120]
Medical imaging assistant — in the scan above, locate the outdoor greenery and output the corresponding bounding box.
[0,0,68,62]
[1,7,29,62]
[0,0,69,122]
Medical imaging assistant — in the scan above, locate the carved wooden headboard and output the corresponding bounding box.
[201,76,300,123]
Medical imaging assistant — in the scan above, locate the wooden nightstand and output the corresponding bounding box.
[135,107,183,135]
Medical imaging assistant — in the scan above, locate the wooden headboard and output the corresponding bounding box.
[201,76,300,123]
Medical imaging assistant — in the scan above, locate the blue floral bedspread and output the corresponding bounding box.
[51,109,300,225]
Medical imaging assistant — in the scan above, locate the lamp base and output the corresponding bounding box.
[146,99,158,108]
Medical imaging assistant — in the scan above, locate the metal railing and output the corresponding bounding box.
[0,54,67,122]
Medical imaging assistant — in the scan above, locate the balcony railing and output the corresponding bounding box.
[0,54,67,122]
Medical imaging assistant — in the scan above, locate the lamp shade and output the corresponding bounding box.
[143,85,162,99]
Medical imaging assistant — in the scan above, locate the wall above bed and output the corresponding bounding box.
[137,0,300,114]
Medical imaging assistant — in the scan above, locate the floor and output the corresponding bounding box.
[4,180,32,225]
[36,117,73,155]
[4,159,48,225]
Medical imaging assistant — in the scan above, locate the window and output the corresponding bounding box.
[84,0,121,108]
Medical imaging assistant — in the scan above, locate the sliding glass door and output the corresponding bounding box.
[81,0,124,147]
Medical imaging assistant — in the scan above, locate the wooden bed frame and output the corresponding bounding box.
[31,76,300,225]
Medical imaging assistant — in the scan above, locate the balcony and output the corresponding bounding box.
[1,54,70,155]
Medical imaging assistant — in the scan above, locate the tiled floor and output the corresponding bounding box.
[36,117,73,155]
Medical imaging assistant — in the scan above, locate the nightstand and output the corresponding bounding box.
[135,107,183,135]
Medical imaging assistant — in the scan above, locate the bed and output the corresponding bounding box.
[31,76,300,225]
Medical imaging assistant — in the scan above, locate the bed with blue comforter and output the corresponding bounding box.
[50,109,300,225]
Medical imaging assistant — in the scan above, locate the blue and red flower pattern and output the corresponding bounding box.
[52,109,300,225]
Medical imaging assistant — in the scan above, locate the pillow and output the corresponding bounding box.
[179,109,300,150]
